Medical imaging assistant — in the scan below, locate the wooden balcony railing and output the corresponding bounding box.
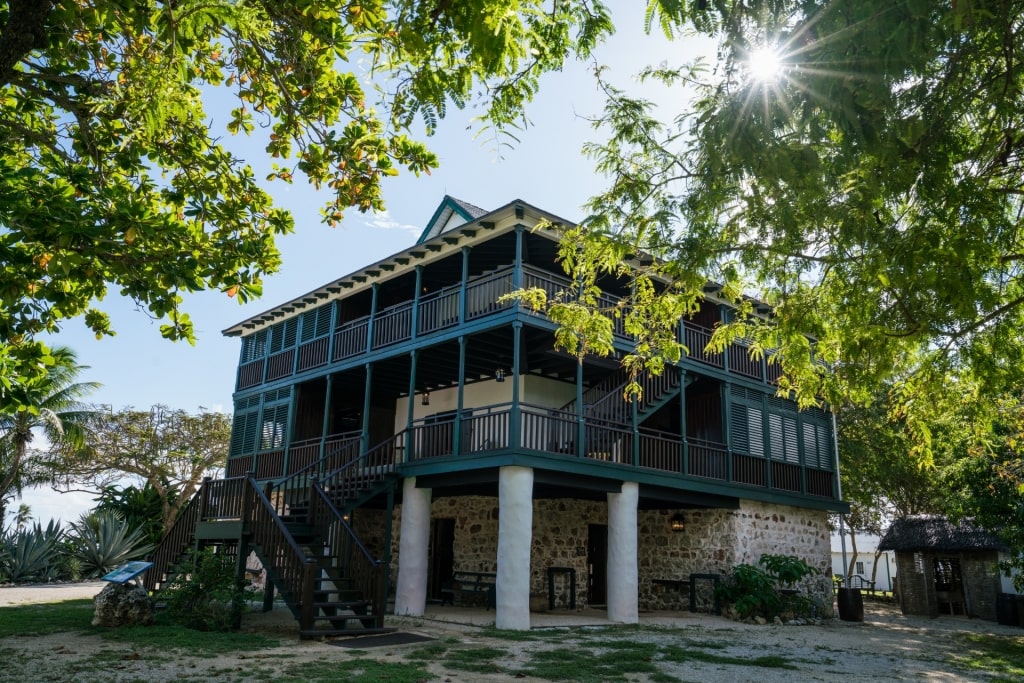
[397,402,836,500]
[239,263,786,390]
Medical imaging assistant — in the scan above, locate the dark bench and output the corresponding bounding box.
[847,575,876,594]
[441,571,497,609]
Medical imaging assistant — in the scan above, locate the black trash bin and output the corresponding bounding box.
[996,593,1017,626]
[836,587,864,622]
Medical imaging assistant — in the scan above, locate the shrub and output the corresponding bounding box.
[160,548,247,631]
[66,512,154,578]
[716,554,819,620]
[0,520,64,582]
[716,562,781,619]
[758,554,818,587]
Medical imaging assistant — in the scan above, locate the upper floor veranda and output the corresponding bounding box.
[224,198,781,396]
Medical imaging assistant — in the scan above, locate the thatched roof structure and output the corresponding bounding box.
[878,515,1007,553]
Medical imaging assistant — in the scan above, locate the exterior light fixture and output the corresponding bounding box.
[495,368,505,382]
[421,391,430,406]
[670,512,686,532]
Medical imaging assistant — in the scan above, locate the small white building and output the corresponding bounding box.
[831,532,897,592]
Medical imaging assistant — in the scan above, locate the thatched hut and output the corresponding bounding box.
[879,515,1007,620]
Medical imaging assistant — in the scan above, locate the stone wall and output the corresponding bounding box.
[637,502,831,611]
[730,500,834,610]
[361,489,833,613]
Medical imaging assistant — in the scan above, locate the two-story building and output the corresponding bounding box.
[146,196,845,636]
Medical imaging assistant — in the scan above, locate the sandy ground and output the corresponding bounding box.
[2,582,1023,682]
[0,581,108,606]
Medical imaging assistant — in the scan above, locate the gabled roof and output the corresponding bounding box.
[416,195,489,244]
[221,197,565,337]
[878,515,1007,553]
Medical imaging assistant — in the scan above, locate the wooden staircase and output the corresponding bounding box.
[561,367,685,425]
[145,434,401,639]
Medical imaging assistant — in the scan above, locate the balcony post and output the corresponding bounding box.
[719,304,729,373]
[510,322,522,449]
[455,336,466,455]
[315,374,335,471]
[326,297,338,363]
[406,350,418,462]
[366,282,379,350]
[576,358,585,458]
[797,413,808,494]
[762,392,773,489]
[361,363,374,453]
[722,381,733,482]
[679,376,688,475]
[459,246,470,324]
[411,265,422,340]
[631,386,639,467]
[514,227,524,287]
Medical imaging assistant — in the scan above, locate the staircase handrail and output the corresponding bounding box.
[143,484,202,593]
[244,473,318,631]
[308,482,387,628]
[580,367,682,425]
[558,366,632,416]
[267,430,363,516]
[317,430,405,505]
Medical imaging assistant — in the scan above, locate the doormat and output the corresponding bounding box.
[329,632,435,648]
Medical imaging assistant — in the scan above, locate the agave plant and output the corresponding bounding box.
[67,512,154,578]
[0,519,64,582]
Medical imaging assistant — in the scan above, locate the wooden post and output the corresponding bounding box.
[300,559,317,632]
[198,476,212,521]
[308,477,319,528]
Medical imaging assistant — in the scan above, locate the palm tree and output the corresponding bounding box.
[0,347,99,526]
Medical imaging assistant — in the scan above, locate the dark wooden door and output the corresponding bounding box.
[587,523,608,605]
[429,518,456,601]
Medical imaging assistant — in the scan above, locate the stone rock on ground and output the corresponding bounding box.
[92,582,154,627]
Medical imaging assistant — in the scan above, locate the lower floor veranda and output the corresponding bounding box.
[348,466,836,630]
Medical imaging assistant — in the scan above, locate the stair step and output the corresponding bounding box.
[313,600,370,611]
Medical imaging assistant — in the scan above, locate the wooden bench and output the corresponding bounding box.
[441,571,497,609]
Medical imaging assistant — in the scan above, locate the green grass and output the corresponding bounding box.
[442,645,509,673]
[276,658,432,683]
[0,599,282,655]
[950,632,1024,682]
[522,642,663,681]
[661,643,796,669]
[0,598,95,635]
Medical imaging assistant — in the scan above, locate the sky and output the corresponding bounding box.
[18,5,717,524]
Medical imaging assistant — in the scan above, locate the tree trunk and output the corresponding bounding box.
[870,549,883,588]
[845,520,859,580]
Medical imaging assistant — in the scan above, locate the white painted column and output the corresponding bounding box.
[394,477,431,616]
[496,465,533,630]
[606,481,639,623]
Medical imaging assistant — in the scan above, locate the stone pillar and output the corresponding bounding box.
[394,477,431,616]
[607,481,639,623]
[496,465,533,630]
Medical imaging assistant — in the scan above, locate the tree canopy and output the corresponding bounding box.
[525,0,1024,464]
[47,405,231,530]
[0,0,613,410]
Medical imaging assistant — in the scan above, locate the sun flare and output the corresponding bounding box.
[747,46,785,83]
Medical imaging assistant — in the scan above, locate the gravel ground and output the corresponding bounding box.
[1,582,1021,682]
